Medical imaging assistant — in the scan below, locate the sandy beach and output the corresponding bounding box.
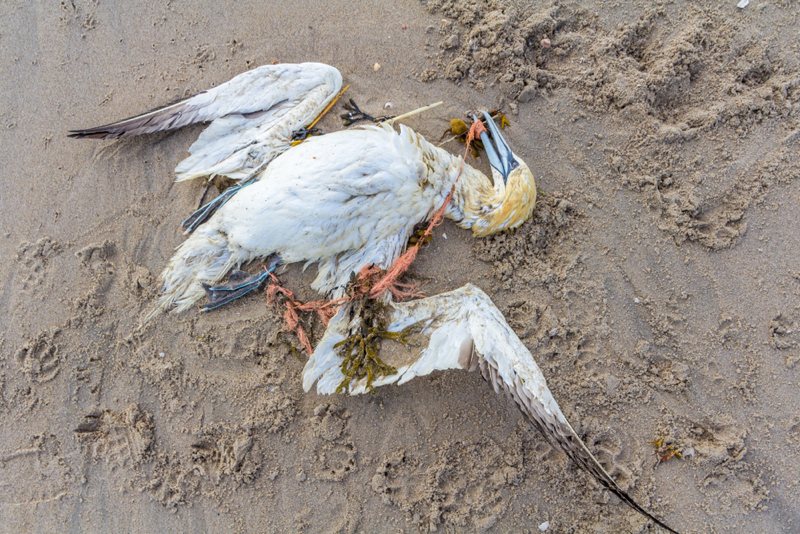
[1,1,799,532]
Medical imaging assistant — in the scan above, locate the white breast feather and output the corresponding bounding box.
[204,125,450,296]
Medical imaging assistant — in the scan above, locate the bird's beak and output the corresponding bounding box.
[474,111,519,184]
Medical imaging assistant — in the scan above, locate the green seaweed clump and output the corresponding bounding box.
[334,301,419,393]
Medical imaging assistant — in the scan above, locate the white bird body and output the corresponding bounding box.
[213,125,444,267]
[157,122,524,313]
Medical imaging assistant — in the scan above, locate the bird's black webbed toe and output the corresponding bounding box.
[201,269,273,312]
[340,98,394,126]
[341,98,374,125]
[291,126,322,142]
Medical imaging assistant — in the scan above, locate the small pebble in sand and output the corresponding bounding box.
[384,102,393,109]
[540,37,551,48]
[539,521,550,531]
[737,0,749,8]
[373,62,381,72]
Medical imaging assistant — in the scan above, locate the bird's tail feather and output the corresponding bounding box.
[144,227,241,321]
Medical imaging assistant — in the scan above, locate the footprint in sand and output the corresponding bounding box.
[14,329,62,384]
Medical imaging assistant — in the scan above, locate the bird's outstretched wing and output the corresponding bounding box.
[69,63,342,181]
[304,284,678,533]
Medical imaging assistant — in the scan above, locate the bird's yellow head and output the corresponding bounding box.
[466,112,537,237]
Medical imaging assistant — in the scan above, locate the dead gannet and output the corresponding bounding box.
[164,113,533,313]
[69,63,677,532]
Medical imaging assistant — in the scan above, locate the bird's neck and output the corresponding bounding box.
[411,128,495,204]
[412,129,535,236]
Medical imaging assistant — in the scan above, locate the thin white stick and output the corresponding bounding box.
[384,101,443,125]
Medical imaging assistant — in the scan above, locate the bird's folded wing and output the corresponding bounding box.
[68,63,340,140]
[303,284,677,533]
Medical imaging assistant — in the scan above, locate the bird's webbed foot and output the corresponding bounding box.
[340,98,394,126]
[201,261,279,312]
[291,126,322,142]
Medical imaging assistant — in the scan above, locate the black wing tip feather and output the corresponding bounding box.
[67,90,205,140]
[498,369,680,533]
[563,433,680,534]
[67,111,168,139]
[601,477,680,534]
[67,127,123,139]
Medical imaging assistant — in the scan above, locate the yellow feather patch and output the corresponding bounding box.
[472,166,537,237]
